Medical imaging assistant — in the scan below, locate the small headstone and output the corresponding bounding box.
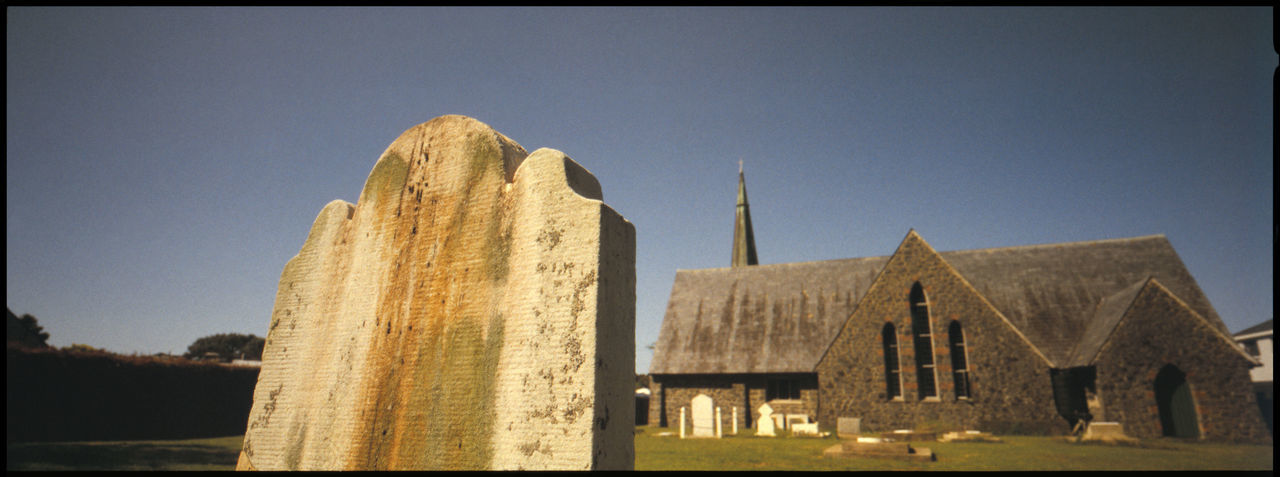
[786,414,811,429]
[691,394,715,438]
[1081,422,1136,444]
[837,417,861,438]
[731,407,738,435]
[756,403,776,437]
[715,406,722,438]
[939,430,1001,443]
[679,407,686,439]
[883,430,936,441]
[823,441,935,462]
[791,422,820,436]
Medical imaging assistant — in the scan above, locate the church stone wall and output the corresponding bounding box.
[1094,282,1271,443]
[816,232,1064,435]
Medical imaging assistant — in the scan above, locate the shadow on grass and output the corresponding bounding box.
[6,436,242,471]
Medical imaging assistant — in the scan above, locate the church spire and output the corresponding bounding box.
[732,160,758,267]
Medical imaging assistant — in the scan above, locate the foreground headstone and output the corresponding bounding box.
[236,116,635,470]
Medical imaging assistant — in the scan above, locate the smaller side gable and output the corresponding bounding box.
[1093,278,1259,367]
[1064,278,1150,368]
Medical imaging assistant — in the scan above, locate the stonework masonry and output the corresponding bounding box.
[237,116,635,470]
[649,374,818,431]
[816,231,1062,435]
[1093,280,1270,442]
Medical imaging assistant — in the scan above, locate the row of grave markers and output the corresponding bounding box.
[676,394,820,438]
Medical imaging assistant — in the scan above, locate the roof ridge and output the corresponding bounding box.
[937,234,1168,255]
[676,255,891,273]
[678,234,1171,274]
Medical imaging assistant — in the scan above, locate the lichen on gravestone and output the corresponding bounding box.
[237,115,634,471]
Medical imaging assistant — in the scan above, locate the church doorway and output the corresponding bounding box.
[1154,364,1199,438]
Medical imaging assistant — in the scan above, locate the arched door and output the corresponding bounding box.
[1154,364,1199,438]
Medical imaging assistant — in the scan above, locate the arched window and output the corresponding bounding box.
[910,283,938,399]
[882,323,902,400]
[949,320,971,399]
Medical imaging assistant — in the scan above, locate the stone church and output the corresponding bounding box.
[647,168,1270,442]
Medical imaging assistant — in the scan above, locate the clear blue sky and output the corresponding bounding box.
[7,7,1274,374]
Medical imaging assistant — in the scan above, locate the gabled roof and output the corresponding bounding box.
[1062,278,1150,368]
[938,235,1225,365]
[650,234,1229,374]
[649,256,888,374]
[1235,319,1273,338]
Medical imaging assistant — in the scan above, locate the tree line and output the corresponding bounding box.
[7,308,264,362]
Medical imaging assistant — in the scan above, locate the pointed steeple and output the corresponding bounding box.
[732,160,759,267]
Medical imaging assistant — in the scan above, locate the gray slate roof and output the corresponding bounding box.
[1235,319,1273,337]
[649,234,1227,374]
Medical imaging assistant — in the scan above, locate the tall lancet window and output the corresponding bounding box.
[949,320,972,399]
[910,283,938,399]
[882,323,902,400]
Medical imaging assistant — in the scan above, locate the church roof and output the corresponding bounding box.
[1235,319,1273,337]
[649,234,1228,374]
[650,256,887,375]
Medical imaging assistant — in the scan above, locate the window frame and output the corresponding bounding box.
[882,323,903,401]
[948,320,973,400]
[910,283,939,400]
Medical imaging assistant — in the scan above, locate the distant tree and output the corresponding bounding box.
[62,343,101,353]
[184,333,265,362]
[7,308,51,348]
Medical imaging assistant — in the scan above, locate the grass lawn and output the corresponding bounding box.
[6,435,243,471]
[634,426,1274,471]
[8,428,1272,470]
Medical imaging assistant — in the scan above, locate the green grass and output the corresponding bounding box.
[6,435,243,471]
[7,428,1272,471]
[634,426,1274,471]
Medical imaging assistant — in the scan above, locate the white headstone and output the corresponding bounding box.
[732,407,738,435]
[675,406,686,439]
[691,394,715,437]
[756,403,776,437]
[716,407,723,438]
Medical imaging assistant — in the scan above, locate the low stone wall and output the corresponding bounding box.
[6,346,258,442]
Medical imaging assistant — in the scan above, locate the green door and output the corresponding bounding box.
[1154,365,1200,438]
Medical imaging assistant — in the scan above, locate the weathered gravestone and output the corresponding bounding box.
[236,116,635,471]
[837,417,861,438]
[690,394,715,438]
[756,403,776,437]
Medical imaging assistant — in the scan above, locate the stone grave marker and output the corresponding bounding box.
[756,403,776,437]
[837,417,861,438]
[690,394,715,438]
[1081,422,1137,444]
[236,116,635,471]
